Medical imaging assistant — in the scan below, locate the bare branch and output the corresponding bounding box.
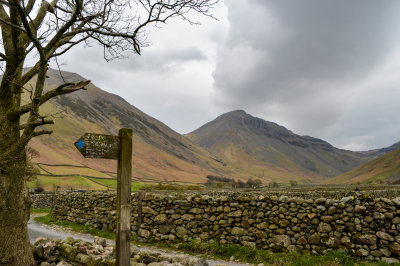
[44,0,82,52]
[18,63,41,87]
[51,34,92,57]
[19,117,55,130]
[14,80,90,117]
[0,17,27,33]
[57,80,90,92]
[25,0,36,14]
[32,129,53,137]
[12,0,44,56]
[0,2,9,20]
[31,0,58,30]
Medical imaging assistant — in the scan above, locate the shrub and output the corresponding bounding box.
[139,183,203,191]
[237,180,246,188]
[34,187,45,193]
[254,179,263,186]
[206,175,234,183]
[187,185,204,190]
[246,178,255,187]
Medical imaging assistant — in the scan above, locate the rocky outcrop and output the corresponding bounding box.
[33,237,114,265]
[33,237,208,266]
[51,191,400,263]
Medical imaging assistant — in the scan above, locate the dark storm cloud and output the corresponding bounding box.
[212,0,400,148]
[255,1,398,79]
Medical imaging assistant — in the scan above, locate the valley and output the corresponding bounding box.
[27,69,400,188]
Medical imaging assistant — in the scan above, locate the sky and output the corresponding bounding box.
[52,0,400,151]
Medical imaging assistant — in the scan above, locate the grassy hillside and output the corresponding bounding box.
[205,144,322,183]
[328,148,400,184]
[26,69,227,185]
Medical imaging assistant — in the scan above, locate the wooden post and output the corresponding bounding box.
[116,128,132,266]
[137,192,144,232]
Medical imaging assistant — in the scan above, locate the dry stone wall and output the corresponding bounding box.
[51,191,400,263]
[30,193,53,209]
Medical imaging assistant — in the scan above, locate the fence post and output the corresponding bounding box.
[116,128,132,266]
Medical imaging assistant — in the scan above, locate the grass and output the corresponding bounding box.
[131,182,148,191]
[88,177,146,191]
[177,240,394,266]
[38,164,112,178]
[31,207,51,214]
[34,213,115,240]
[28,175,106,191]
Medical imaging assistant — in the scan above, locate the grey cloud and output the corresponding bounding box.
[60,42,207,80]
[325,84,400,150]
[213,0,400,148]
[216,0,400,100]
[124,46,208,71]
[254,0,400,81]
[54,38,216,135]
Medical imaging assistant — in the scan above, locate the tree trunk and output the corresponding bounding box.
[0,161,34,265]
[0,90,34,265]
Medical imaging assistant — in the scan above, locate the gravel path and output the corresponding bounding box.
[28,215,252,266]
[28,215,97,244]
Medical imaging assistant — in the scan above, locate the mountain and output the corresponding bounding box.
[23,70,397,185]
[186,110,389,182]
[328,147,400,184]
[27,69,226,183]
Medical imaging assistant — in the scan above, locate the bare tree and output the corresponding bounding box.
[0,0,219,264]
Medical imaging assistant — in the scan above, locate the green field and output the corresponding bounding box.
[38,164,113,178]
[28,174,149,192]
[88,177,146,191]
[29,163,149,191]
[30,163,207,192]
[28,175,107,191]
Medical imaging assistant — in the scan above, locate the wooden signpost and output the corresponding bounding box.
[74,133,120,159]
[75,129,132,266]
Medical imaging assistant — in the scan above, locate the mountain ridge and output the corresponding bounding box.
[186,110,395,180]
